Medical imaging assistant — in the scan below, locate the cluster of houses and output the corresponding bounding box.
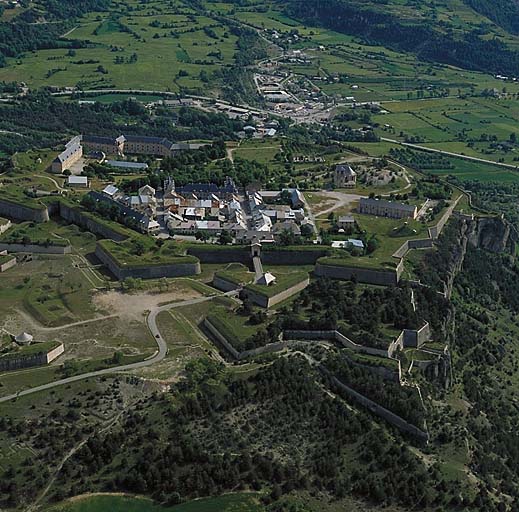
[93,184,161,233]
[163,178,314,243]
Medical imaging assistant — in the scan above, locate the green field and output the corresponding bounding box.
[245,270,308,298]
[98,238,199,267]
[48,493,263,512]
[0,0,240,91]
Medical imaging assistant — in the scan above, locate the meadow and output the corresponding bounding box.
[48,493,264,512]
[0,0,239,91]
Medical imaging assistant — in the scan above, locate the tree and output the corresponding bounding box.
[218,230,233,245]
[195,230,209,242]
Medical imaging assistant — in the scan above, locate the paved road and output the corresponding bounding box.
[0,293,236,404]
[382,137,519,170]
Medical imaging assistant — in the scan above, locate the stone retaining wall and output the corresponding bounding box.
[95,244,200,280]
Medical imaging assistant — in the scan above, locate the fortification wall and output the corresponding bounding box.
[315,261,402,286]
[0,219,11,234]
[324,369,429,442]
[403,322,431,348]
[0,243,71,254]
[187,246,250,265]
[46,343,65,363]
[342,354,401,382]
[429,196,461,240]
[212,275,242,292]
[284,330,394,358]
[0,352,49,372]
[388,331,404,358]
[0,256,17,272]
[59,203,128,242]
[261,248,328,266]
[0,199,49,222]
[203,317,241,359]
[393,238,434,259]
[95,244,200,280]
[266,277,310,307]
[242,288,269,308]
[243,277,310,308]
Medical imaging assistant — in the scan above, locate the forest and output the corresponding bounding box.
[284,0,519,76]
[0,0,112,66]
[275,277,421,347]
[0,95,244,155]
[38,357,451,509]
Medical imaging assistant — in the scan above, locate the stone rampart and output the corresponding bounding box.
[342,354,401,382]
[0,219,11,234]
[286,329,394,358]
[46,343,65,363]
[393,238,434,259]
[428,196,461,240]
[203,317,240,359]
[323,369,429,442]
[95,243,200,280]
[0,343,64,372]
[0,255,16,272]
[212,275,242,292]
[315,261,403,286]
[243,276,310,308]
[403,322,431,348]
[261,248,328,266]
[0,199,49,222]
[0,242,71,254]
[187,246,251,265]
[59,203,128,242]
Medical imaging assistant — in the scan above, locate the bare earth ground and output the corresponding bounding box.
[308,191,363,218]
[92,286,203,322]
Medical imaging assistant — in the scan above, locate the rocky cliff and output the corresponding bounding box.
[441,215,515,298]
[467,215,516,254]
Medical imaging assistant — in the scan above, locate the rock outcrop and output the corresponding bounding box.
[467,215,516,254]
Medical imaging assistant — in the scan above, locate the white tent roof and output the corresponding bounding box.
[15,332,33,343]
[257,272,277,286]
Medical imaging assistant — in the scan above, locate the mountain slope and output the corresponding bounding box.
[284,0,519,76]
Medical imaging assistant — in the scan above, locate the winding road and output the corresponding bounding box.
[0,292,236,404]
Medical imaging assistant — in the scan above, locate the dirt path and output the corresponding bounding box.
[313,191,363,218]
[13,309,118,333]
[26,408,128,512]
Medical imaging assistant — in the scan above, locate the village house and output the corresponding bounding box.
[359,197,418,220]
[334,164,357,188]
[51,136,83,174]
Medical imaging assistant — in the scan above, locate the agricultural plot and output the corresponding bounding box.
[0,0,239,91]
